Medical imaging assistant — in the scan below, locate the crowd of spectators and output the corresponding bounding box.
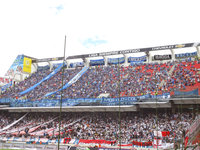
[53,59,200,99]
[22,68,81,100]
[166,60,200,90]
[0,111,198,145]
[0,68,51,99]
[0,67,81,100]
[0,112,22,129]
[0,59,200,101]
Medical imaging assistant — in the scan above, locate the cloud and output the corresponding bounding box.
[55,4,64,11]
[49,4,64,15]
[81,37,107,48]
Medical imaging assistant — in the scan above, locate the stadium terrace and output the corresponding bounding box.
[0,42,200,149]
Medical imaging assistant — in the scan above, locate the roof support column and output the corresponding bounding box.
[104,56,108,66]
[170,49,176,61]
[196,46,200,58]
[146,52,150,63]
[83,58,89,67]
[123,54,128,65]
[48,61,52,71]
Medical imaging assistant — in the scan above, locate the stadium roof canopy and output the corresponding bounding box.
[66,42,200,59]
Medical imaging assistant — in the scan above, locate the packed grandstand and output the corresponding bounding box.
[0,111,199,149]
[1,60,200,101]
[0,43,200,149]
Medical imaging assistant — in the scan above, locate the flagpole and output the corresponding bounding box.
[58,35,66,150]
[156,90,158,150]
[118,58,121,149]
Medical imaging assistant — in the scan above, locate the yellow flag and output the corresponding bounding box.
[23,57,32,73]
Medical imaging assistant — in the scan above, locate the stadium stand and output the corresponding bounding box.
[0,59,200,102]
[0,43,200,149]
[0,110,199,148]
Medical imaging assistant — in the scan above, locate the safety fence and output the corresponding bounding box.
[0,93,170,107]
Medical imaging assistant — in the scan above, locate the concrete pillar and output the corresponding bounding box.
[148,52,152,63]
[145,52,149,63]
[196,46,200,58]
[84,58,89,67]
[66,60,70,68]
[145,56,149,63]
[104,56,108,66]
[48,61,53,71]
[123,54,128,65]
[85,58,89,67]
[170,49,176,61]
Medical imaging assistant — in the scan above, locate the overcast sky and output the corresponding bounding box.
[0,0,199,76]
